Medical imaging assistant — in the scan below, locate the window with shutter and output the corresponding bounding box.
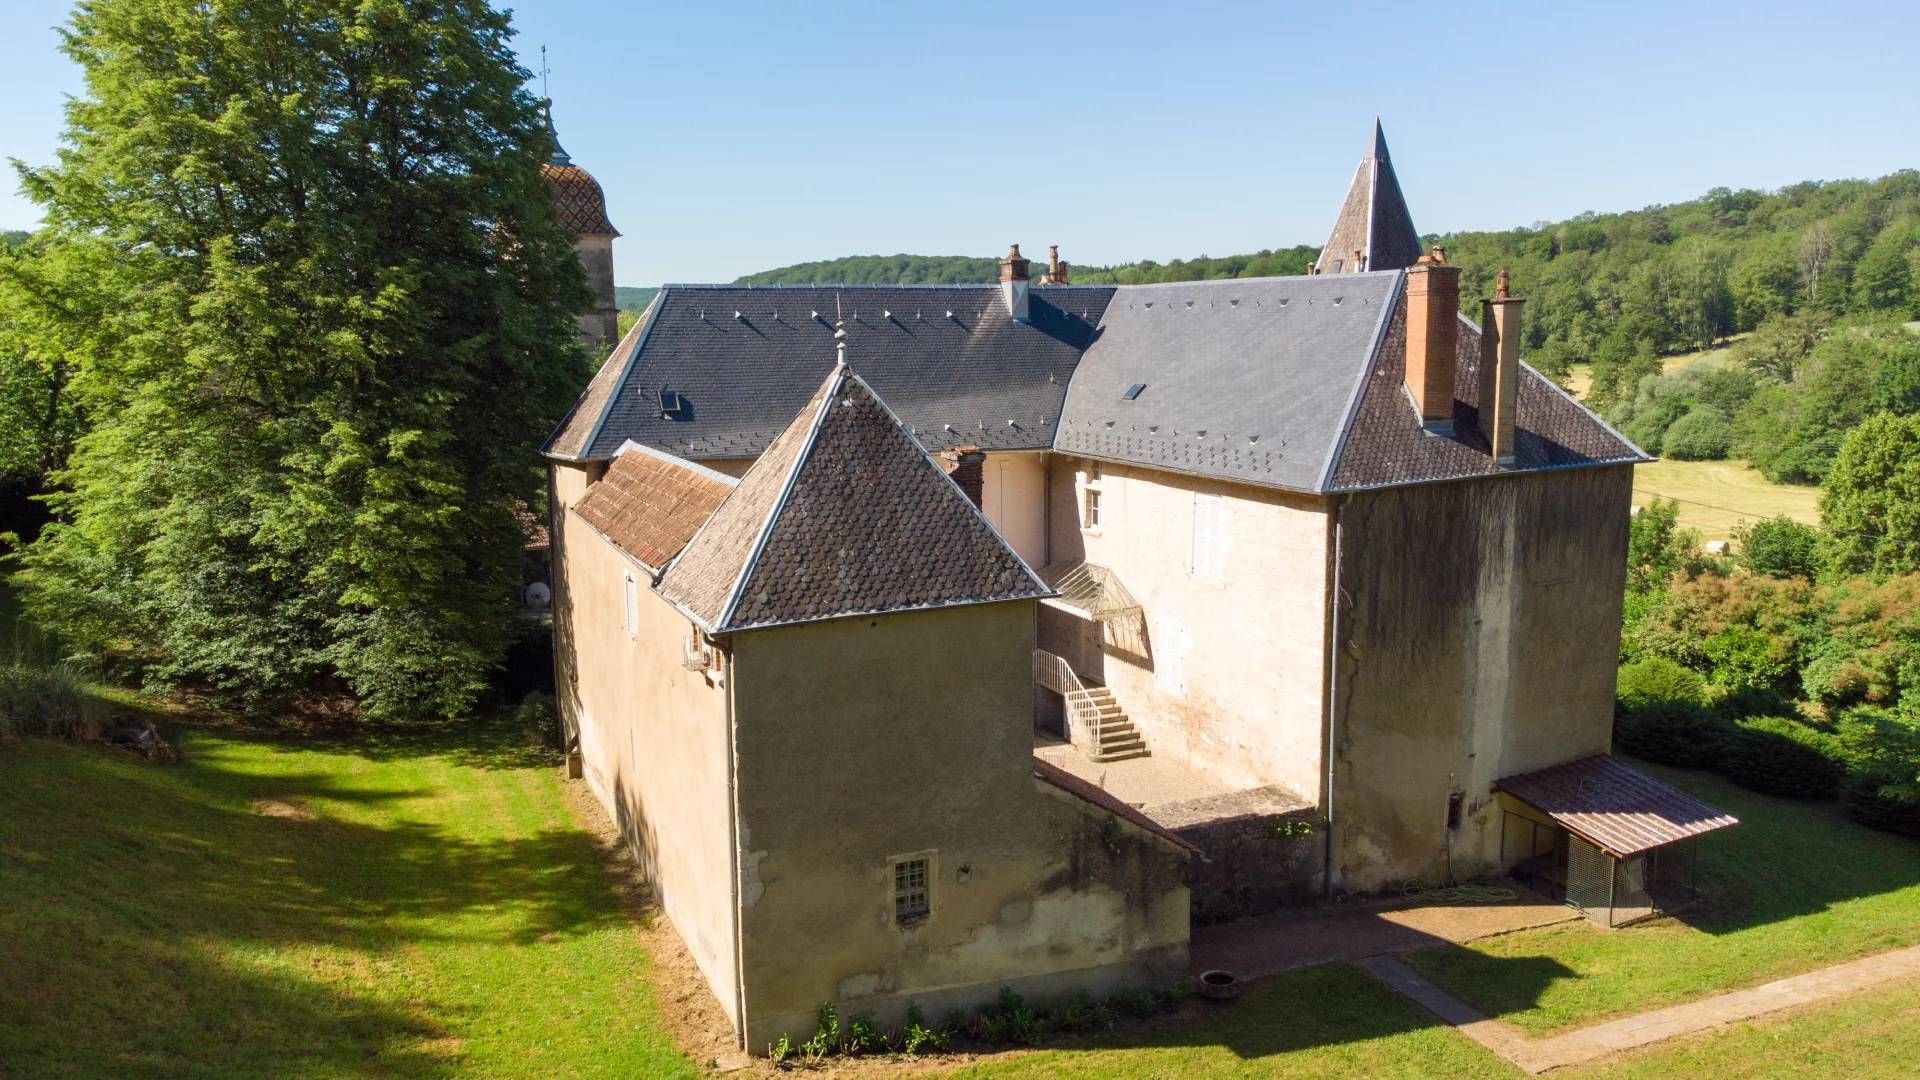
[1192,493,1225,581]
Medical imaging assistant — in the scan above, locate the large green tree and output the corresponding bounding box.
[20,0,589,718]
[1822,413,1920,577]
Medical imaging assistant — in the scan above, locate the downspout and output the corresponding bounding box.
[724,642,748,1047]
[1322,496,1346,900]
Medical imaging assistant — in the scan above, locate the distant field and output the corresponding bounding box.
[1566,339,1736,400]
[1631,459,1820,541]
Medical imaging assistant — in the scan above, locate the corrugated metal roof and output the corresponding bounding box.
[1495,755,1738,858]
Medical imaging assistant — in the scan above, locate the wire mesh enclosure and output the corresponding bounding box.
[1501,812,1703,928]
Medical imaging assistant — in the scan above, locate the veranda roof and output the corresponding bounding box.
[1038,560,1141,621]
[1495,755,1738,859]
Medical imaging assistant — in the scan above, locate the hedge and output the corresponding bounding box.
[1716,716,1847,799]
[1614,700,1727,768]
[1844,767,1920,837]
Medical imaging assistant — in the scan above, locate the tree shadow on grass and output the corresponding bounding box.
[0,731,631,1077]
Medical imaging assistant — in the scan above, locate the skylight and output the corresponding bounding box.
[1123,383,1147,401]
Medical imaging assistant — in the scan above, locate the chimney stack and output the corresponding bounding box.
[1478,268,1523,465]
[1040,243,1069,286]
[1352,248,1365,273]
[999,243,1031,322]
[939,446,986,508]
[1403,246,1461,431]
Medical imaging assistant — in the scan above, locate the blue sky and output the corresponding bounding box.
[2,1,1916,286]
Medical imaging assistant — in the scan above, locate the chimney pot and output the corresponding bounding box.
[1480,270,1523,464]
[1404,258,1463,430]
[1000,244,1032,322]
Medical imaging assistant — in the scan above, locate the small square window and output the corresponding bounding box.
[894,858,930,921]
[1083,488,1101,530]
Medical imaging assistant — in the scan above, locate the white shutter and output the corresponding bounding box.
[1192,493,1224,581]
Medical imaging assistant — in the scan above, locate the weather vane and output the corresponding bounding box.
[540,44,550,100]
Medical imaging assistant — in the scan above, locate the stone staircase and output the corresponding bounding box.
[1078,685,1150,763]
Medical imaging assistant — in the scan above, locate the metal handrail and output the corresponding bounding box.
[1033,649,1105,747]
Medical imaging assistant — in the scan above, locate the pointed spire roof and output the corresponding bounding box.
[656,361,1050,633]
[1314,119,1423,274]
[542,99,571,166]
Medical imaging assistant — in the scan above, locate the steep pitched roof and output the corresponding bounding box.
[544,300,655,458]
[1057,274,1399,491]
[656,362,1050,633]
[1327,302,1651,490]
[571,443,736,571]
[549,284,1112,463]
[1314,120,1424,275]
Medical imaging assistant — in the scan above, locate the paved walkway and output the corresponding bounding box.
[1359,943,1920,1073]
[1191,889,1579,981]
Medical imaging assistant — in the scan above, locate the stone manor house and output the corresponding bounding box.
[537,118,1736,1052]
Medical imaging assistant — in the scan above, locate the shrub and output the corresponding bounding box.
[799,1002,838,1060]
[513,691,557,748]
[1844,764,1920,837]
[1616,657,1706,711]
[841,1014,883,1055]
[1716,716,1846,798]
[0,656,105,740]
[1733,517,1824,580]
[1707,682,1795,722]
[973,986,1046,1045]
[1615,699,1728,767]
[901,1001,950,1055]
[1662,405,1734,460]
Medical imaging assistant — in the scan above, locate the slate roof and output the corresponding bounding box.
[1315,120,1424,275]
[1327,303,1651,490]
[544,284,1111,462]
[656,362,1051,633]
[1056,274,1400,491]
[1496,755,1738,858]
[571,443,736,571]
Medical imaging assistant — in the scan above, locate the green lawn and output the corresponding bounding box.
[1631,458,1821,541]
[0,725,695,1078]
[1405,761,1920,1035]
[8,726,1918,1078]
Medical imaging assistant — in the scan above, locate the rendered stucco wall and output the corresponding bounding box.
[981,451,1048,567]
[550,463,741,1027]
[574,234,620,353]
[1328,465,1631,892]
[1043,456,1331,801]
[726,601,1188,1051]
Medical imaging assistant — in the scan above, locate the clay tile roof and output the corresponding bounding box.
[1496,755,1738,859]
[543,299,654,459]
[656,362,1050,633]
[1327,304,1649,490]
[572,444,735,571]
[1032,757,1200,856]
[540,162,619,237]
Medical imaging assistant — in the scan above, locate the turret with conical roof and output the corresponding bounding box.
[539,101,621,351]
[1314,119,1423,275]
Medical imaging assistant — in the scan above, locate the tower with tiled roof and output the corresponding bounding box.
[541,102,621,351]
[1314,119,1423,275]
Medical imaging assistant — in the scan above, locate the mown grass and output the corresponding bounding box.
[1404,760,1920,1035]
[950,963,1511,1078]
[0,725,695,1078]
[1631,458,1821,541]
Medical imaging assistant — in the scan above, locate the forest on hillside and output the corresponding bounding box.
[724,172,1920,403]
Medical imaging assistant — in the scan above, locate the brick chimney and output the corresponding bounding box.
[999,244,1031,322]
[1478,269,1523,465]
[1040,244,1070,286]
[939,446,986,507]
[1404,246,1461,431]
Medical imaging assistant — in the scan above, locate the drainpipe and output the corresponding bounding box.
[1322,497,1346,900]
[724,646,748,1047]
